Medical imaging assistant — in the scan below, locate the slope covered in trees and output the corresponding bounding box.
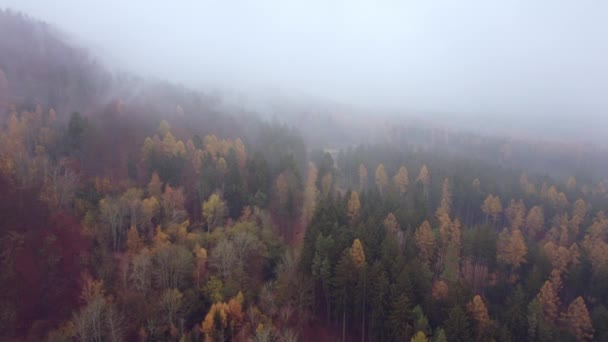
[1,9,608,342]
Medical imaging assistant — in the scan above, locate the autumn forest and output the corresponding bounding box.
[1,9,608,342]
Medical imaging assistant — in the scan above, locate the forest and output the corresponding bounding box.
[1,9,608,342]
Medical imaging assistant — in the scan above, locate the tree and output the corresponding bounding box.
[563,297,594,341]
[411,331,429,342]
[467,295,491,340]
[302,164,319,227]
[67,112,86,151]
[121,188,143,229]
[481,194,502,226]
[202,193,227,232]
[209,239,239,283]
[497,228,527,271]
[388,293,412,341]
[148,172,163,198]
[334,248,356,342]
[153,245,194,290]
[161,185,186,224]
[359,164,368,191]
[99,197,126,250]
[201,302,228,341]
[375,164,388,195]
[158,120,170,137]
[312,234,334,322]
[416,164,431,198]
[525,206,544,239]
[347,191,361,224]
[415,221,436,265]
[444,306,472,342]
[130,249,152,293]
[351,239,366,269]
[506,199,526,231]
[394,166,409,194]
[159,288,183,327]
[537,280,559,323]
[382,212,397,234]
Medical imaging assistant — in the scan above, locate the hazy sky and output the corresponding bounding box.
[2,0,608,122]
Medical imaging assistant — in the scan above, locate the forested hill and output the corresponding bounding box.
[1,9,608,342]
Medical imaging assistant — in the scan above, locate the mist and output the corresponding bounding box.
[2,0,608,141]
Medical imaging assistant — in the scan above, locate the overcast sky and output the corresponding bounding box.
[1,0,608,125]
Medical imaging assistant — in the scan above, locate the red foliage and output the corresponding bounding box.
[0,172,89,334]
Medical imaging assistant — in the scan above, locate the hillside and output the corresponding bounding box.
[1,9,608,342]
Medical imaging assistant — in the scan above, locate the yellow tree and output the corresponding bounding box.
[201,302,228,341]
[359,164,368,191]
[347,191,361,224]
[415,221,436,266]
[375,164,388,196]
[393,166,409,194]
[351,239,366,269]
[506,199,526,231]
[194,244,208,287]
[571,199,588,236]
[537,280,560,323]
[416,164,431,198]
[525,206,544,239]
[383,213,399,236]
[563,297,594,341]
[467,295,491,340]
[148,172,162,198]
[497,228,527,270]
[202,193,227,232]
[411,331,429,342]
[481,194,502,226]
[158,120,170,137]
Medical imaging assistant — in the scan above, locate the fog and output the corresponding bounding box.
[2,0,608,136]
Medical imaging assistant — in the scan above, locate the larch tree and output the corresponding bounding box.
[347,191,361,224]
[467,295,491,340]
[416,164,431,198]
[525,206,545,240]
[505,199,526,231]
[351,239,366,269]
[375,164,389,196]
[415,221,436,266]
[411,331,429,342]
[148,172,163,198]
[393,165,409,194]
[537,280,560,323]
[563,297,594,341]
[497,228,527,271]
[383,212,400,236]
[359,163,368,191]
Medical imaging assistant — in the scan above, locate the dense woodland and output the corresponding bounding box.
[1,9,608,342]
